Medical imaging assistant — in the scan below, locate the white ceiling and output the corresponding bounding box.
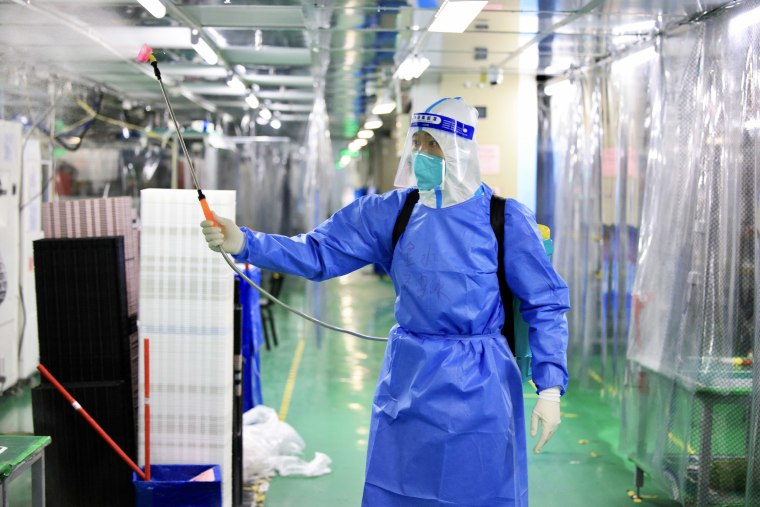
[0,0,733,140]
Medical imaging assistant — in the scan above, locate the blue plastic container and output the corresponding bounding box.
[133,464,222,507]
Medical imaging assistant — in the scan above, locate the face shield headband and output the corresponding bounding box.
[410,113,475,141]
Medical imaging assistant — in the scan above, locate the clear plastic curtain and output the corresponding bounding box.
[301,0,335,343]
[236,140,291,234]
[596,47,655,405]
[551,73,603,389]
[207,140,293,235]
[544,3,760,504]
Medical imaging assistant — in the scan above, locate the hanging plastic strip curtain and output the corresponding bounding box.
[545,3,759,505]
[236,140,291,234]
[597,46,654,405]
[551,72,603,390]
[138,189,236,507]
[208,140,294,235]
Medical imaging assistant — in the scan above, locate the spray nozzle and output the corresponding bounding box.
[136,44,154,63]
[137,44,161,80]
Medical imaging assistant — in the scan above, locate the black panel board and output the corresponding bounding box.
[34,237,131,383]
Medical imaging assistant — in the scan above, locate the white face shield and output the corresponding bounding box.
[394,97,482,208]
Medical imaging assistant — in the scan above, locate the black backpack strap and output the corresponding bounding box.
[392,189,420,251]
[490,195,515,355]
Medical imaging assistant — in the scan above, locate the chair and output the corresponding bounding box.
[259,272,284,350]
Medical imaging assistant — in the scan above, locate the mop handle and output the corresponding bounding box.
[37,364,146,480]
[144,338,151,481]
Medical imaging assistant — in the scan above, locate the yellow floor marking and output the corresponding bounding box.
[279,338,306,422]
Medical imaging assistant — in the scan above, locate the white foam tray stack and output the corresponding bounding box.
[138,189,236,507]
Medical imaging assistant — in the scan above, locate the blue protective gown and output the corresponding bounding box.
[233,184,570,506]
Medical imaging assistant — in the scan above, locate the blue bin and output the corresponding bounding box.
[133,464,222,507]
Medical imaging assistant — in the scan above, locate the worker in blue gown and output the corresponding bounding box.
[201,97,570,506]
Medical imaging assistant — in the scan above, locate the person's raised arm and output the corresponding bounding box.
[201,191,408,282]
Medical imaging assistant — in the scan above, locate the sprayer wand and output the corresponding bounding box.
[138,46,387,342]
[142,47,215,225]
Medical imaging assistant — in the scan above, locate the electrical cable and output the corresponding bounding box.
[140,46,388,343]
[19,172,55,211]
[75,99,177,146]
[54,92,103,151]
[30,91,103,151]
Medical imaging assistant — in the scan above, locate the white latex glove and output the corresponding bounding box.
[200,212,245,254]
[530,386,561,453]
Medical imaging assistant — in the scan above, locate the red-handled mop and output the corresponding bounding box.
[37,364,147,481]
[144,337,151,481]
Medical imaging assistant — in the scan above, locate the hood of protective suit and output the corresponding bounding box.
[394,97,483,208]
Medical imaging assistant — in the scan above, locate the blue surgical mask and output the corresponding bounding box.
[412,152,444,191]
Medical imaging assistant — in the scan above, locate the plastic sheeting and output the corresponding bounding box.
[543,3,759,505]
[205,139,299,235]
[549,72,604,390]
[242,405,331,481]
[296,89,338,344]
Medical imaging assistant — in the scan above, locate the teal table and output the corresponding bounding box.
[0,435,51,507]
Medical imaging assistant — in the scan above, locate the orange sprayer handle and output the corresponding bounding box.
[197,192,217,226]
[200,198,216,224]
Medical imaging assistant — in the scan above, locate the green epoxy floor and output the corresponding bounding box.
[259,268,681,507]
[0,267,682,506]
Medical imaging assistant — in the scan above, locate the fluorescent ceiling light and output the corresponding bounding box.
[270,118,282,130]
[226,74,247,93]
[357,129,374,139]
[259,108,272,120]
[349,139,368,152]
[245,93,260,109]
[544,80,573,97]
[136,0,166,19]
[364,115,382,130]
[428,0,488,33]
[372,92,396,115]
[206,28,228,48]
[395,54,431,81]
[192,37,219,65]
[372,101,396,115]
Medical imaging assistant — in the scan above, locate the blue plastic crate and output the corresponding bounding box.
[133,464,222,507]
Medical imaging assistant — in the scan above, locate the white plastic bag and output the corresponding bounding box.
[243,405,332,481]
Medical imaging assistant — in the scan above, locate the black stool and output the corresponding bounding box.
[260,272,284,350]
